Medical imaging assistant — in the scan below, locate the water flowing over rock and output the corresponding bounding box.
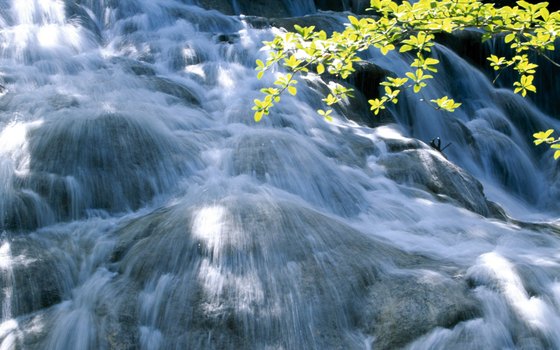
[379,147,494,217]
[0,1,559,349]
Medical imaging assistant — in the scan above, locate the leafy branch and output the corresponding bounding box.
[253,0,560,158]
[534,129,560,159]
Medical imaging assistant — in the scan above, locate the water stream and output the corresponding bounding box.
[0,1,559,349]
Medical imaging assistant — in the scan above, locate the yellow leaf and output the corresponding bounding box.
[380,44,395,55]
[399,44,413,53]
[405,72,416,80]
[288,86,297,96]
[254,110,264,122]
[533,129,555,145]
[505,33,516,44]
[535,129,554,139]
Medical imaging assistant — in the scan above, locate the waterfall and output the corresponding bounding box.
[366,43,560,216]
[0,0,559,349]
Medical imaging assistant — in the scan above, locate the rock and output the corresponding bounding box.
[0,237,76,318]
[378,148,495,216]
[5,273,140,350]
[362,273,480,349]
[109,194,459,349]
[149,77,201,105]
[227,130,367,216]
[0,190,55,231]
[111,57,156,77]
[7,112,196,230]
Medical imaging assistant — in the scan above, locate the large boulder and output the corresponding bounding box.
[0,237,76,319]
[226,130,369,217]
[107,193,479,349]
[5,112,198,231]
[362,273,480,349]
[378,146,499,217]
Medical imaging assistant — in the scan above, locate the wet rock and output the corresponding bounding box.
[228,130,366,216]
[362,273,480,349]
[111,57,156,77]
[12,112,195,228]
[109,194,446,349]
[149,77,201,106]
[302,76,374,126]
[0,190,54,231]
[0,237,76,318]
[7,274,140,350]
[103,281,141,350]
[378,148,494,216]
[382,135,426,153]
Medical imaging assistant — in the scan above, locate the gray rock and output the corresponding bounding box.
[378,148,495,216]
[149,77,201,106]
[227,130,367,216]
[2,112,198,231]
[109,194,460,349]
[362,273,480,349]
[0,237,76,318]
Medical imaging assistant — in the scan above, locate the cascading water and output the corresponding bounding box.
[366,42,560,217]
[0,0,559,349]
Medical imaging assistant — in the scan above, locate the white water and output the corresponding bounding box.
[0,1,559,349]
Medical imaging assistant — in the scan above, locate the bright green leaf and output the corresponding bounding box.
[288,86,297,96]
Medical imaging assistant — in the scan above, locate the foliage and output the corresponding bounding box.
[534,129,560,159]
[253,0,560,156]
